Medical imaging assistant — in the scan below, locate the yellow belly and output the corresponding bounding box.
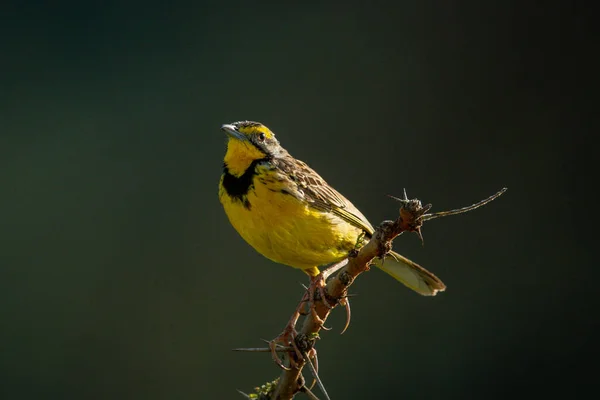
[219,176,361,273]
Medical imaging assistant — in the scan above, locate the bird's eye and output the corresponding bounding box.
[257,133,266,142]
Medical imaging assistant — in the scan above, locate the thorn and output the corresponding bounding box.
[311,349,319,374]
[304,352,331,400]
[403,187,408,200]
[261,339,292,350]
[307,348,319,391]
[236,389,251,399]
[261,338,294,351]
[340,297,351,335]
[300,385,321,400]
[420,203,433,216]
[415,227,425,246]
[233,346,293,352]
[387,193,410,206]
[387,251,400,263]
[303,349,320,391]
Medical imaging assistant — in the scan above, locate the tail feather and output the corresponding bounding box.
[373,251,446,296]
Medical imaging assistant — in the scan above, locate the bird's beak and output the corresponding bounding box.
[221,124,247,142]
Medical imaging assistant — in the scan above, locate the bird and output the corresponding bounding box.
[218,120,445,366]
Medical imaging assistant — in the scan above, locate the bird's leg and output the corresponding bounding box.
[306,273,333,330]
[271,261,353,369]
[269,291,308,370]
[309,261,353,333]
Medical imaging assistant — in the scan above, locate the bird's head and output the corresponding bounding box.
[221,121,283,176]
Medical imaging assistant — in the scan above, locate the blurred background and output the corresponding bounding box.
[0,1,594,399]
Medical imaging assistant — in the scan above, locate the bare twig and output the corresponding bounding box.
[421,187,507,221]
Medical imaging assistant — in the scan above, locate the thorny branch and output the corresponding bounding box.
[237,188,507,399]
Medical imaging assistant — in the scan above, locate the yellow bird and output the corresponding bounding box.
[218,121,445,296]
[219,120,446,367]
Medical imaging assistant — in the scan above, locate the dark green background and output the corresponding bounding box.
[1,1,593,399]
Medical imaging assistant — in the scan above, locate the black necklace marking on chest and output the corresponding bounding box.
[222,158,266,209]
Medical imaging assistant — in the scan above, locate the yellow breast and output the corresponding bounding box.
[218,168,361,272]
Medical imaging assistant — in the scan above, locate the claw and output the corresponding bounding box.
[311,307,331,330]
[269,338,291,370]
[269,324,305,370]
[339,296,352,335]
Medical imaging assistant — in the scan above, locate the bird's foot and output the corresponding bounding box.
[310,262,353,334]
[269,307,304,370]
[307,273,334,330]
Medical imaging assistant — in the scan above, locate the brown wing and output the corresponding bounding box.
[272,154,375,235]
